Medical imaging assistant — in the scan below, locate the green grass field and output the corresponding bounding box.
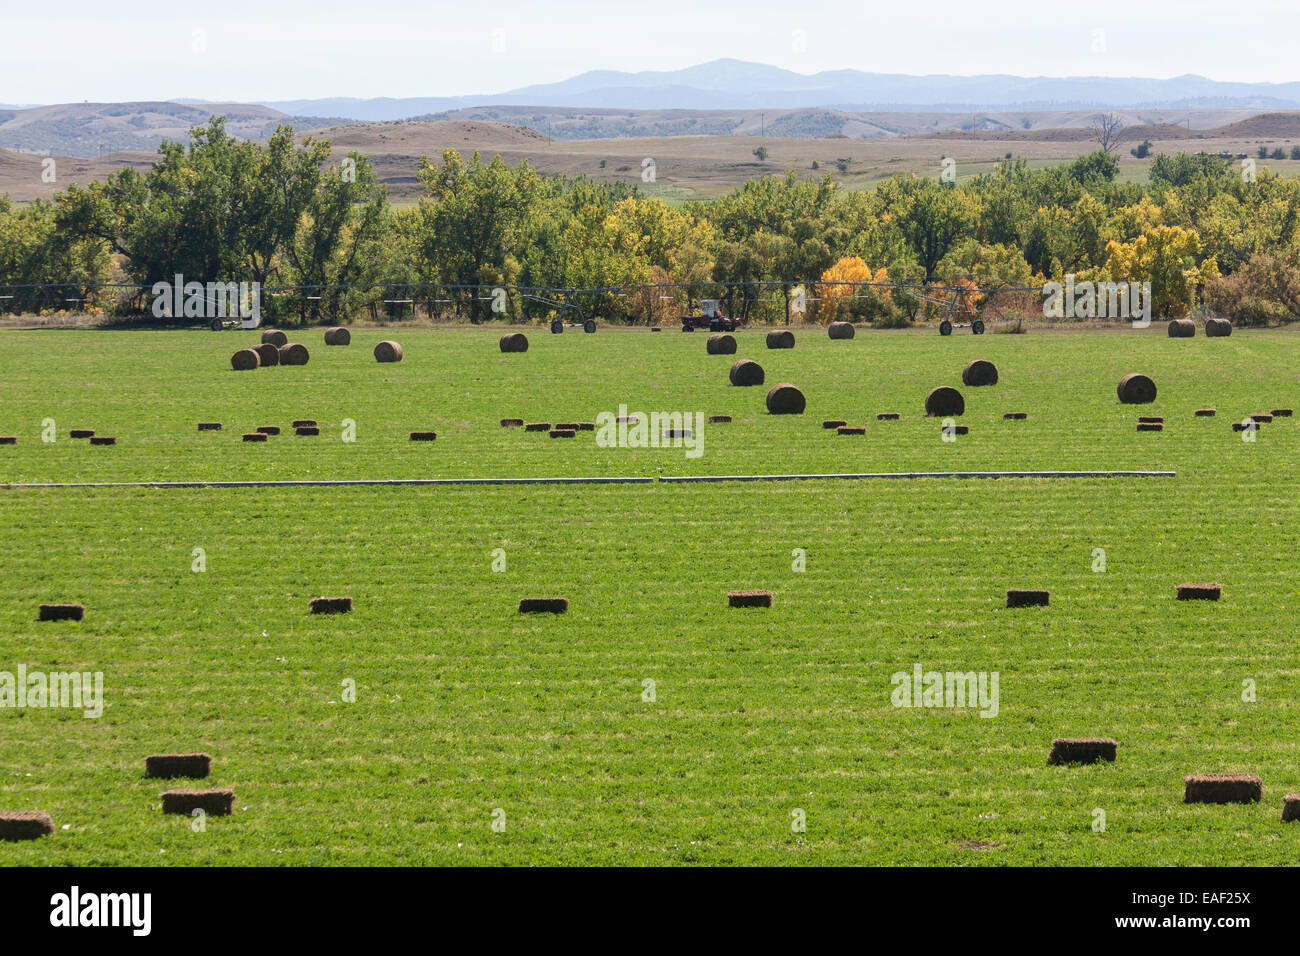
[1,324,1298,865]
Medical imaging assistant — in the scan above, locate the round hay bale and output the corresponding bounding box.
[1117,373,1157,404]
[324,326,351,346]
[925,386,965,417]
[278,343,309,366]
[729,359,765,387]
[500,332,529,353]
[827,321,855,340]
[706,333,737,355]
[253,342,280,367]
[231,348,260,371]
[765,383,806,415]
[765,329,795,349]
[961,359,998,387]
[261,329,288,347]
[1167,318,1196,337]
[374,340,404,363]
[1205,317,1232,337]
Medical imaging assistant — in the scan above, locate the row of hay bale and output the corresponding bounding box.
[1,753,235,840]
[1170,318,1233,337]
[1004,582,1221,608]
[233,338,403,370]
[232,341,309,370]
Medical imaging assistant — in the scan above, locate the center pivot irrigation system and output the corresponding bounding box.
[0,278,1043,335]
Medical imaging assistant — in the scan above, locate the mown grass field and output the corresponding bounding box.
[1,323,1298,865]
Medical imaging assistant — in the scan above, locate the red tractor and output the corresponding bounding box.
[681,298,746,332]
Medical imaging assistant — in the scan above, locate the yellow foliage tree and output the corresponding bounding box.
[815,256,888,323]
[1096,225,1218,317]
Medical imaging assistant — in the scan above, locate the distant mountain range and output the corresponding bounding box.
[7,59,1300,158]
[241,59,1300,120]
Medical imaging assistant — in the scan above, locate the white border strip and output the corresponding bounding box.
[0,470,1174,489]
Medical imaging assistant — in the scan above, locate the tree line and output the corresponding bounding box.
[0,116,1296,326]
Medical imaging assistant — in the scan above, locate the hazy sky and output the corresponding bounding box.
[3,0,1297,103]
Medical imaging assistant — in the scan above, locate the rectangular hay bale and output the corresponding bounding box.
[1176,583,1221,601]
[728,589,774,608]
[549,429,576,438]
[822,419,847,429]
[291,420,317,428]
[296,426,320,436]
[197,422,222,431]
[500,418,524,427]
[0,437,17,445]
[89,436,117,445]
[877,412,901,421]
[837,426,866,435]
[256,425,281,436]
[69,429,94,438]
[0,810,54,841]
[708,415,732,423]
[161,788,236,816]
[1184,773,1262,804]
[1283,794,1300,822]
[1048,737,1118,765]
[146,753,212,779]
[524,422,551,432]
[242,433,267,442]
[310,596,353,614]
[1006,589,1049,608]
[39,603,84,621]
[519,597,568,614]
